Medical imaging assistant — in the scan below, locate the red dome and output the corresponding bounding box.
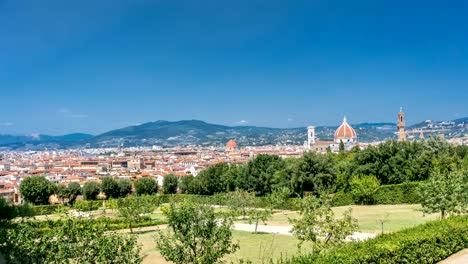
[334,117,357,140]
[226,140,237,148]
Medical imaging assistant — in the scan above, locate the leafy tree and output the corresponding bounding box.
[268,187,292,214]
[116,196,157,233]
[67,182,82,204]
[56,184,70,204]
[0,197,15,220]
[179,175,195,194]
[163,174,178,194]
[191,163,233,195]
[227,189,255,219]
[118,179,133,198]
[339,140,345,153]
[134,177,158,195]
[19,176,56,205]
[101,177,120,199]
[349,175,380,204]
[418,169,467,219]
[247,208,273,234]
[289,195,358,253]
[83,181,101,200]
[155,201,239,264]
[292,152,336,196]
[0,217,142,263]
[237,154,286,195]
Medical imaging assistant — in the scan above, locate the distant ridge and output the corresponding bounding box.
[0,117,465,150]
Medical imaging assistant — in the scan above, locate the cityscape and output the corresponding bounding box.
[0,1,467,264]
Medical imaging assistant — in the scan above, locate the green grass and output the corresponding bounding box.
[139,229,308,264]
[247,204,439,233]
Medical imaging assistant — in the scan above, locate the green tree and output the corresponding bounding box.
[118,178,133,198]
[227,189,255,219]
[289,195,358,253]
[418,169,467,219]
[179,175,194,194]
[349,175,380,204]
[82,181,101,200]
[67,182,82,204]
[0,197,15,220]
[268,187,292,214]
[116,196,157,233]
[101,177,120,199]
[19,176,56,205]
[247,208,273,234]
[339,140,345,153]
[163,174,178,194]
[56,184,70,204]
[155,201,239,264]
[292,152,337,196]
[134,177,158,195]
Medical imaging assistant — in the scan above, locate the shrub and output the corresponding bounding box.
[374,181,422,204]
[278,215,468,264]
[73,200,102,212]
[330,192,354,207]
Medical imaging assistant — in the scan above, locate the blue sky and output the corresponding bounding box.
[1,0,467,135]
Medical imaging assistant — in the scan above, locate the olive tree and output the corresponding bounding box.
[155,201,239,264]
[418,169,467,219]
[289,195,358,253]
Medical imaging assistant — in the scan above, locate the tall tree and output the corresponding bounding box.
[101,177,120,199]
[134,177,158,195]
[163,174,178,194]
[82,181,101,201]
[19,176,56,205]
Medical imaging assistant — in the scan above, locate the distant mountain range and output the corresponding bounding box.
[0,118,466,150]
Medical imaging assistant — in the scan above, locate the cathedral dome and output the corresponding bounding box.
[334,117,357,142]
[226,140,237,148]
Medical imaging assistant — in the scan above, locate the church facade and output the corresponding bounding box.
[305,117,358,153]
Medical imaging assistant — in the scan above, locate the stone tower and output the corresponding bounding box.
[397,107,406,141]
[307,126,316,148]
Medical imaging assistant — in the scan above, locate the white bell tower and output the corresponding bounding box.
[307,126,316,149]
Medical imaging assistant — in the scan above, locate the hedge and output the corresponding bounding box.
[374,181,422,204]
[278,215,468,264]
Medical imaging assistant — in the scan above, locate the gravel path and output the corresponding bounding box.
[233,223,377,241]
[439,249,468,264]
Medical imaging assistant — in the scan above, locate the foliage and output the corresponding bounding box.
[373,181,422,204]
[0,197,14,220]
[227,189,256,219]
[292,152,337,196]
[56,182,82,204]
[278,215,468,264]
[289,196,358,254]
[19,176,56,205]
[116,195,157,232]
[349,175,380,204]
[155,201,239,264]
[418,169,467,218]
[179,175,195,194]
[82,181,101,200]
[0,217,142,263]
[163,173,179,194]
[73,199,102,212]
[101,177,131,199]
[330,192,354,207]
[134,177,158,195]
[268,187,292,213]
[247,208,273,234]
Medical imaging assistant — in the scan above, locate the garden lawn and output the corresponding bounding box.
[139,230,310,264]
[242,204,439,233]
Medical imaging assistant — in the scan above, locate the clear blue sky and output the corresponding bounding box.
[1,0,467,135]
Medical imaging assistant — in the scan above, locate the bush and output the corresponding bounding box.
[374,182,422,204]
[73,200,102,212]
[278,215,468,264]
[330,192,354,207]
[31,204,65,216]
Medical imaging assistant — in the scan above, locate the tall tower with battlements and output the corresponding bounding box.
[397,107,406,141]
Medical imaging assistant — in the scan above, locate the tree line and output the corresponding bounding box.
[179,138,468,197]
